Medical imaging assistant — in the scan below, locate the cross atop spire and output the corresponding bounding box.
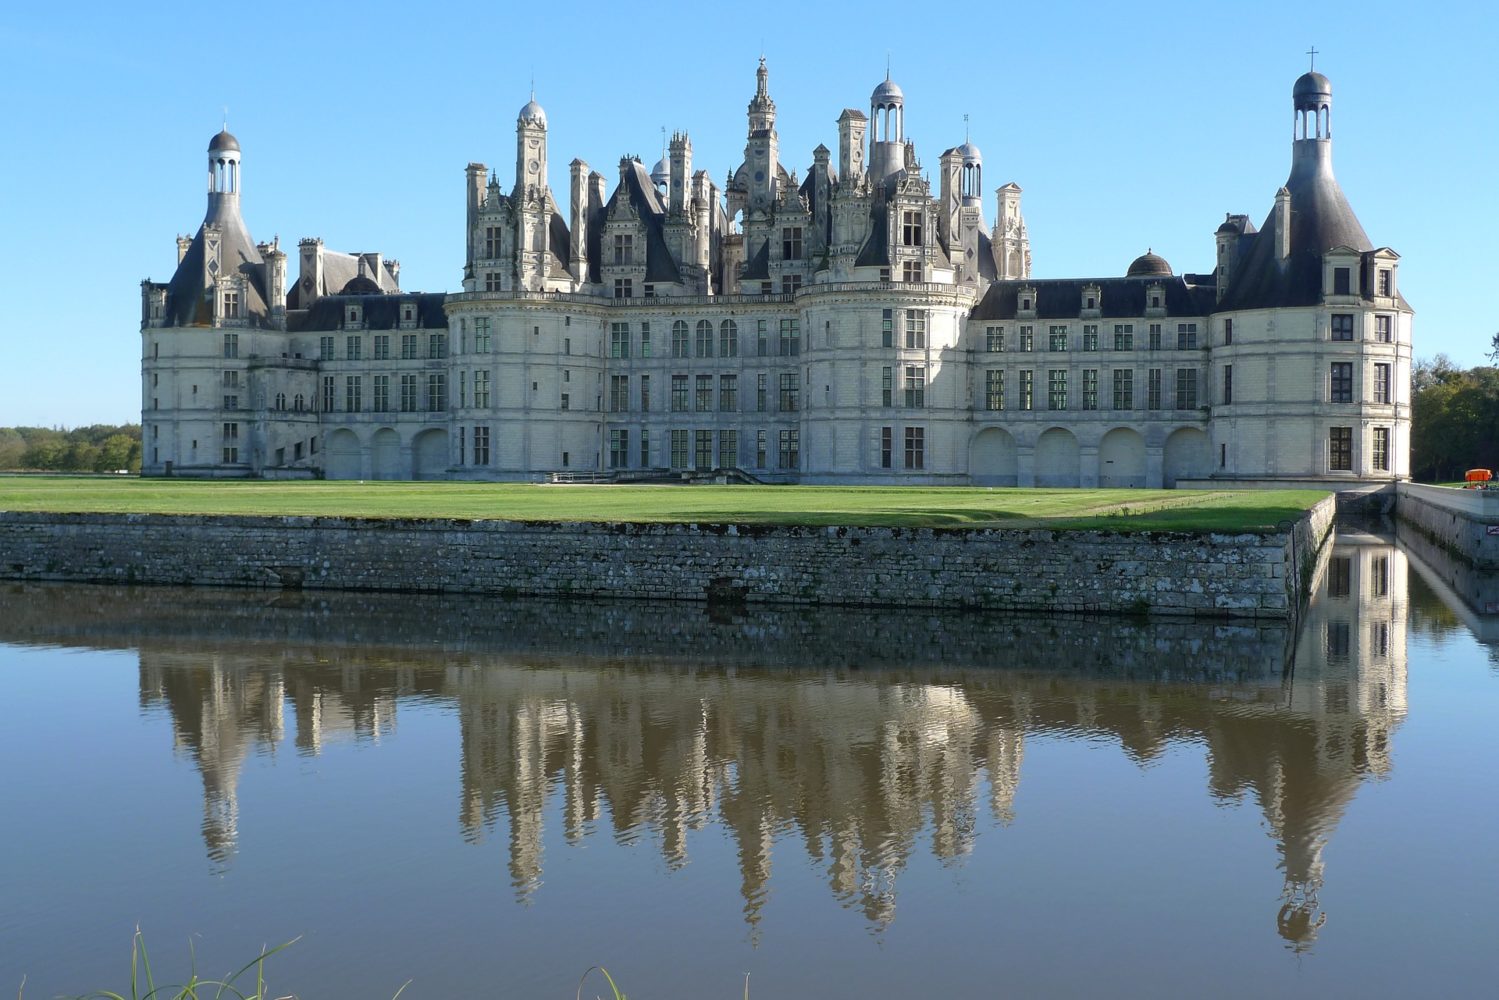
[1306,46,1318,71]
[963,113,969,142]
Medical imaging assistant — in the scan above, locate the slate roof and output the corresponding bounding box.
[287,291,448,333]
[607,158,683,284]
[162,201,270,328]
[1216,143,1374,312]
[970,276,1216,322]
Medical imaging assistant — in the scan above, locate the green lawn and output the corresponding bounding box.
[0,477,1327,532]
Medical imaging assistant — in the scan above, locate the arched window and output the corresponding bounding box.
[695,319,714,358]
[294,394,305,411]
[671,320,690,358]
[275,392,286,411]
[719,319,738,358]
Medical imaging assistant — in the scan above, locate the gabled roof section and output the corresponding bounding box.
[607,158,682,285]
[163,214,269,328]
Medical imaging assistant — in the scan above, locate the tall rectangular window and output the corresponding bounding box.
[401,334,417,359]
[695,321,714,358]
[779,372,800,412]
[223,333,239,359]
[346,335,362,361]
[1373,363,1391,404]
[985,370,1004,411]
[1047,326,1067,351]
[757,373,767,411]
[1174,369,1198,409]
[757,319,768,356]
[778,429,800,469]
[1333,267,1351,295]
[671,374,688,412]
[610,322,630,358]
[473,426,491,466]
[782,226,803,260]
[1148,324,1162,351]
[1082,325,1099,351]
[640,429,651,468]
[986,325,1004,352]
[640,322,651,357]
[613,233,635,265]
[427,373,446,412]
[1330,361,1354,403]
[610,375,629,412]
[719,374,737,412]
[1375,315,1392,343]
[320,336,335,360]
[1224,319,1233,345]
[221,422,238,464]
[1222,364,1232,405]
[1048,369,1068,410]
[474,318,491,353]
[756,430,767,469]
[428,333,447,358]
[672,321,690,358]
[903,365,925,408]
[1019,370,1034,410]
[1175,367,1199,407]
[904,427,924,470]
[1377,269,1392,296]
[904,311,927,349]
[484,226,501,258]
[1112,369,1133,410]
[1147,368,1163,410]
[639,374,650,412]
[474,370,490,408]
[693,430,713,471]
[882,310,895,348]
[1372,427,1390,471]
[373,375,390,412]
[1331,314,1355,341]
[696,374,713,412]
[901,210,923,246]
[1019,325,1034,352]
[882,366,893,407]
[780,318,800,356]
[670,429,689,469]
[400,374,418,412]
[1330,427,1353,471]
[373,335,390,360]
[1081,369,1098,410]
[880,426,893,469]
[1176,323,1198,350]
[719,430,738,469]
[1113,324,1134,351]
[321,375,336,413]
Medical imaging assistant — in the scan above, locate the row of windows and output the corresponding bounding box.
[320,333,447,362]
[1328,426,1393,472]
[601,427,800,472]
[984,323,1199,353]
[321,375,448,413]
[607,319,801,359]
[981,368,1200,411]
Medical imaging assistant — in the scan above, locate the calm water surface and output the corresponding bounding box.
[1,526,1495,998]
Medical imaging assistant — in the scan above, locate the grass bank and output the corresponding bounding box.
[0,477,1326,532]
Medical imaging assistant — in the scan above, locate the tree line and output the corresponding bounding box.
[0,425,142,473]
[1411,353,1499,483]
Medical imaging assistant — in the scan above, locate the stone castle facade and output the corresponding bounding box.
[140,63,1411,486]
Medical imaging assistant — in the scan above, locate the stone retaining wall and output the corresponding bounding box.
[0,496,1335,618]
[1395,483,1499,570]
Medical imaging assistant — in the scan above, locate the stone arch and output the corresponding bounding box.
[1034,427,1080,487]
[969,427,1018,486]
[1098,427,1147,488]
[412,428,449,480]
[324,428,361,481]
[372,428,401,481]
[1163,427,1211,487]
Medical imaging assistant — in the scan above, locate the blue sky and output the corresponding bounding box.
[2,0,1493,427]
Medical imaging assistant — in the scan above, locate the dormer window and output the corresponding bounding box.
[782,226,803,261]
[1333,267,1351,295]
[1377,268,1392,296]
[403,305,413,322]
[613,234,634,266]
[1150,294,1161,309]
[223,290,239,319]
[1087,297,1096,309]
[901,211,923,247]
[1022,297,1032,310]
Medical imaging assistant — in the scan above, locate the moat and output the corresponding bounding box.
[1,524,1494,998]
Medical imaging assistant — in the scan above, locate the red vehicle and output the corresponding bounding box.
[1463,469,1492,488]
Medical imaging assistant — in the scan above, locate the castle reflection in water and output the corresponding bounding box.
[0,533,1409,949]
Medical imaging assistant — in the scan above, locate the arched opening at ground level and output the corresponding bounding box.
[325,429,360,480]
[970,427,1018,486]
[1033,427,1080,487]
[1163,427,1211,487]
[412,428,449,480]
[372,428,402,480]
[1098,427,1147,488]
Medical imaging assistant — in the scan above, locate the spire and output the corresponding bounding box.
[747,57,776,133]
